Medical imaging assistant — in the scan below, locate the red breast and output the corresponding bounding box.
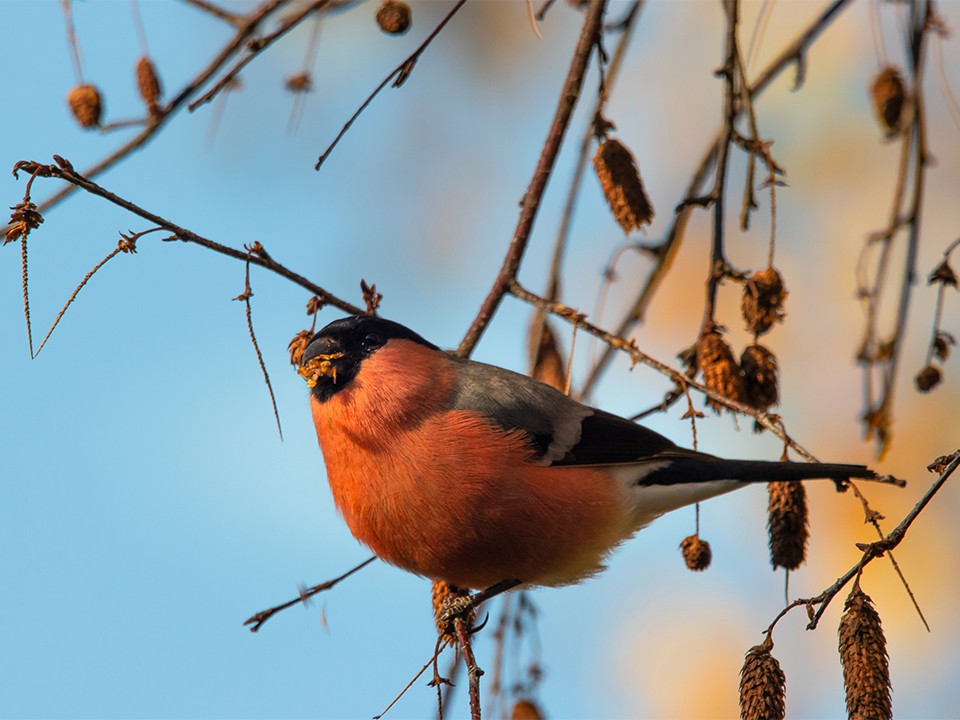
[310,340,631,588]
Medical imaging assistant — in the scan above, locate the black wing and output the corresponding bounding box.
[445,355,677,466]
[550,408,677,466]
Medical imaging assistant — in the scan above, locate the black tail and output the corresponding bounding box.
[639,452,876,487]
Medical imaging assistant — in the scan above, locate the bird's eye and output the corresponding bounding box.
[363,332,383,348]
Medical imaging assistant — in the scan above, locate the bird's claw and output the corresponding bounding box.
[438,594,476,624]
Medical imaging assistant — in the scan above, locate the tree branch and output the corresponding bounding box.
[457,0,608,357]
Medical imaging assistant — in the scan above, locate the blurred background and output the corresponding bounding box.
[2,1,958,717]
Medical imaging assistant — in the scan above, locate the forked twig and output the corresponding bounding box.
[581,0,856,397]
[314,0,468,170]
[34,228,162,357]
[374,644,446,720]
[765,450,957,635]
[13,160,364,315]
[243,555,377,632]
[458,0,608,357]
[235,243,283,440]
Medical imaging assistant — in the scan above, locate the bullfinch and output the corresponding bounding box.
[299,314,876,592]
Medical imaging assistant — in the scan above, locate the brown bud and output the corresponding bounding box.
[306,295,325,316]
[680,534,712,571]
[927,454,954,475]
[740,343,779,411]
[285,72,313,93]
[5,200,44,245]
[767,480,808,571]
[739,635,786,720]
[360,279,382,314]
[431,580,474,647]
[376,0,411,34]
[932,331,955,362]
[136,56,163,115]
[529,318,566,392]
[593,138,655,233]
[696,329,744,411]
[741,268,787,336]
[67,84,103,128]
[928,258,958,287]
[839,585,892,720]
[871,66,907,137]
[511,699,544,720]
[914,365,942,393]
[288,330,313,367]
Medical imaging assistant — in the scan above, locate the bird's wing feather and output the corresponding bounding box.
[445,355,677,466]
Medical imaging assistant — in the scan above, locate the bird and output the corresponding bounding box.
[299,313,876,594]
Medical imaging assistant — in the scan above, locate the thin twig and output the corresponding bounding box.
[764,449,958,635]
[536,0,643,378]
[855,128,912,411]
[189,0,335,111]
[0,1,289,226]
[860,1,933,457]
[700,0,739,333]
[130,0,150,55]
[845,476,929,630]
[313,0,469,170]
[18,161,364,315]
[923,237,960,366]
[373,646,445,720]
[534,0,558,23]
[242,555,376,632]
[180,0,243,26]
[287,14,324,133]
[60,0,85,85]
[34,228,161,357]
[21,233,32,359]
[236,244,283,440]
[458,0,608,357]
[581,0,855,398]
[436,646,461,720]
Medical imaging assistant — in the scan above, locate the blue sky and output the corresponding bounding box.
[3,1,959,718]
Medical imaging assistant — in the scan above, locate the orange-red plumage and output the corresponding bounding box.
[301,315,877,593]
[311,340,629,588]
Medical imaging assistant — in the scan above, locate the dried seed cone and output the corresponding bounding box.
[680,534,712,571]
[511,699,545,720]
[740,343,779,411]
[67,84,103,128]
[739,635,786,720]
[431,580,474,647]
[914,364,942,393]
[136,56,162,115]
[696,329,744,411]
[288,330,313,366]
[5,201,44,245]
[839,586,892,720]
[767,480,808,571]
[593,138,654,233]
[741,268,787,337]
[376,0,411,34]
[871,66,907,137]
[530,318,566,392]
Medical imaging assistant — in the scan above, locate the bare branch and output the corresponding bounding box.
[16,161,364,315]
[458,0,608,357]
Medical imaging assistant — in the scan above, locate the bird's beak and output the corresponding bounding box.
[299,336,345,388]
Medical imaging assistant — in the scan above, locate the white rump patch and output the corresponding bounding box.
[609,463,746,531]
